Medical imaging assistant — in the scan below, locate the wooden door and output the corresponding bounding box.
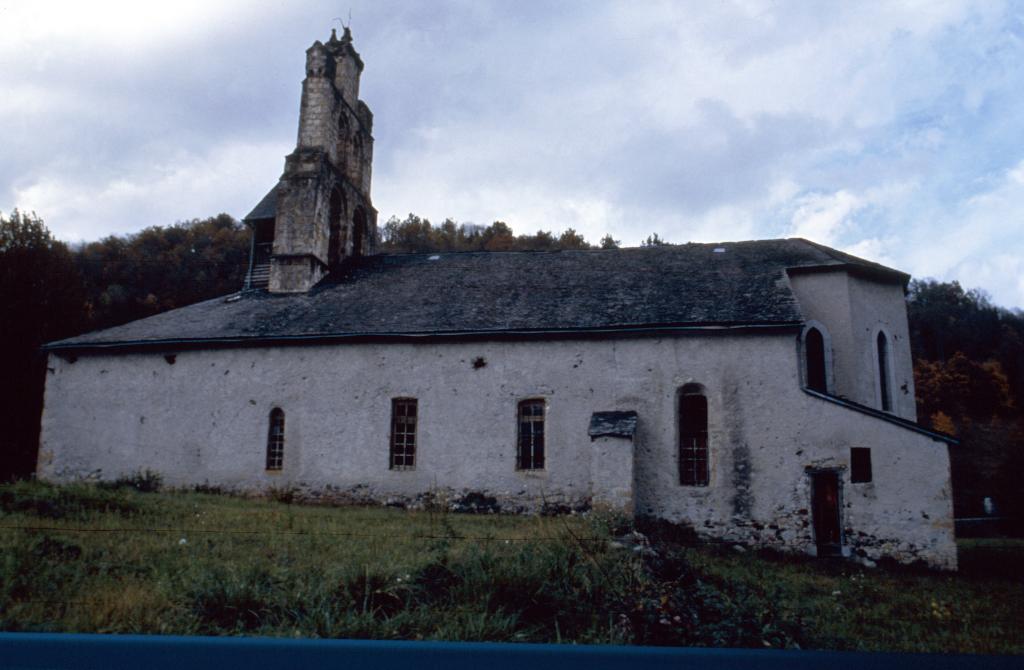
[811,472,842,556]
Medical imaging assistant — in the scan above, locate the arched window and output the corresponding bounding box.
[679,386,708,486]
[805,327,827,393]
[266,408,285,471]
[877,331,891,412]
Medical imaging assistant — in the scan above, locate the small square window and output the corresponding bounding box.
[851,447,872,483]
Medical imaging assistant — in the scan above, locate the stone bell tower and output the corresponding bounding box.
[246,27,377,293]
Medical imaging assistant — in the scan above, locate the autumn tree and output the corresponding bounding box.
[75,214,250,331]
[641,233,669,247]
[380,214,604,253]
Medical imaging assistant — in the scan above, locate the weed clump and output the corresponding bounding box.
[97,469,163,493]
[451,491,500,514]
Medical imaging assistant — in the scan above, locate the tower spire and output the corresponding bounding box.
[260,30,377,294]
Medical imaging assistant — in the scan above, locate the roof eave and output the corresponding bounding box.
[43,321,804,355]
[802,388,957,444]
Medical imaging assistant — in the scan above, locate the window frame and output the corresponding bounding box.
[678,387,709,487]
[389,397,418,471]
[800,320,833,394]
[266,408,285,471]
[516,399,546,471]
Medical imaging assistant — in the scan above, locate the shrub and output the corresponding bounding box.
[267,485,297,504]
[98,469,162,493]
[452,491,500,514]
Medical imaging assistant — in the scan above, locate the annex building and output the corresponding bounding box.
[39,29,957,569]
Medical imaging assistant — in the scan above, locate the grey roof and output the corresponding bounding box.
[589,411,638,440]
[243,186,278,222]
[45,238,908,351]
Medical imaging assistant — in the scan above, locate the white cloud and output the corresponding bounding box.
[13,140,289,240]
[0,1,254,53]
[1,1,1022,307]
[898,159,1024,307]
[787,190,864,245]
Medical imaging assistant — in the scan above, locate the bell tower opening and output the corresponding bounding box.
[328,188,343,270]
[352,206,367,257]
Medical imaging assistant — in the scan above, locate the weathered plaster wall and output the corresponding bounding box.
[590,435,634,513]
[846,275,917,420]
[787,271,916,420]
[39,333,955,568]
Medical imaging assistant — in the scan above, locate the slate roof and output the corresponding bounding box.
[244,186,278,222]
[45,238,908,351]
[588,411,639,440]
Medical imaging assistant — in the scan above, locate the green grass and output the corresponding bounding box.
[0,481,1021,652]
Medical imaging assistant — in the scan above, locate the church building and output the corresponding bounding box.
[38,29,958,569]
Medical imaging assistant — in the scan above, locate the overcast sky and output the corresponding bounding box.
[2,1,1023,308]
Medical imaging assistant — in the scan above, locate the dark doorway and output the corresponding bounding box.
[810,471,842,556]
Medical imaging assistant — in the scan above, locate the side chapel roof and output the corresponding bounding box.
[45,238,908,351]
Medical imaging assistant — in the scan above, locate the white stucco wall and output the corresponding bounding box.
[590,435,634,513]
[787,270,916,421]
[38,333,955,568]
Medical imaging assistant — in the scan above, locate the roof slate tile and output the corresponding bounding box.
[46,238,907,350]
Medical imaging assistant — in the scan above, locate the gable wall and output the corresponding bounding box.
[787,270,916,420]
[39,333,954,568]
[846,274,917,420]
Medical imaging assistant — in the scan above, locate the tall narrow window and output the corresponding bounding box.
[877,331,891,412]
[517,399,545,470]
[805,327,827,393]
[266,408,285,471]
[679,391,709,486]
[390,398,417,470]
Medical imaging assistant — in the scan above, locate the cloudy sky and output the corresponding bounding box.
[2,1,1023,308]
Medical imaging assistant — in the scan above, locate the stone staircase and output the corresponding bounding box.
[246,262,270,289]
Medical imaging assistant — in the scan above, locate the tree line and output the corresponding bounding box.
[0,210,250,478]
[1,210,1021,523]
[378,213,670,253]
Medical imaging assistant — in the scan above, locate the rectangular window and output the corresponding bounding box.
[679,393,709,486]
[850,447,872,483]
[517,399,545,470]
[390,398,417,470]
[266,408,285,471]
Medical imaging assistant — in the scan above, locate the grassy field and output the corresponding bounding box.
[0,480,1021,653]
